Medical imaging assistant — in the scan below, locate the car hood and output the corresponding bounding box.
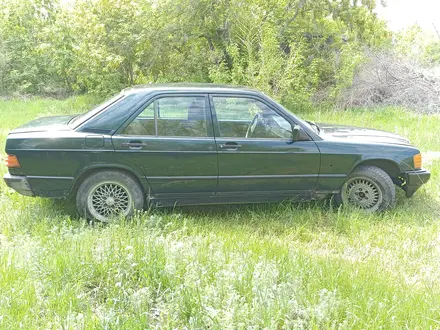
[318,123,411,145]
[10,115,74,134]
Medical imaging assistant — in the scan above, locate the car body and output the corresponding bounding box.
[3,84,430,221]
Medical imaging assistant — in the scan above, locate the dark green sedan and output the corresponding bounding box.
[4,84,430,221]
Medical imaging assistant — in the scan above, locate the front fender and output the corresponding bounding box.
[315,141,418,191]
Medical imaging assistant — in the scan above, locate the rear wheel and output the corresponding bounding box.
[76,170,144,222]
[334,165,395,212]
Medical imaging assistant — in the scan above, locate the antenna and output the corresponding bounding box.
[432,23,440,40]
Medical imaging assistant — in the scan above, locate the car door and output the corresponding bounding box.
[112,94,217,198]
[210,94,320,197]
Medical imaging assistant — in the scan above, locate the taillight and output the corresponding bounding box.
[5,154,21,168]
[413,153,422,170]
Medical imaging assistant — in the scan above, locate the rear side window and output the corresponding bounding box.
[122,96,209,137]
[122,102,155,136]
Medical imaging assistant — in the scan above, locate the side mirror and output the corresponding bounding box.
[291,125,310,142]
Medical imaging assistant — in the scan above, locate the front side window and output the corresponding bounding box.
[212,97,292,139]
[122,96,208,137]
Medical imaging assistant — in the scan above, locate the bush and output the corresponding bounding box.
[338,50,440,113]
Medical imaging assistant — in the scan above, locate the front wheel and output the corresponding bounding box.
[334,165,396,212]
[76,170,144,222]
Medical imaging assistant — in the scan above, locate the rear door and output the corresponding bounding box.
[112,94,217,199]
[210,94,320,197]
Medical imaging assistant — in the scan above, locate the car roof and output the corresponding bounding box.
[122,83,261,95]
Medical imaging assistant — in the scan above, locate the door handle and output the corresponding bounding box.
[218,142,242,150]
[121,141,147,150]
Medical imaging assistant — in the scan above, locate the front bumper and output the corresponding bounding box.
[403,169,430,197]
[3,173,35,197]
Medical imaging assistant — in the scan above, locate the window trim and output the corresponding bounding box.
[209,93,296,140]
[115,93,214,138]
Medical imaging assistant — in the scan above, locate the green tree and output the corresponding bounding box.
[0,0,390,104]
[0,0,59,94]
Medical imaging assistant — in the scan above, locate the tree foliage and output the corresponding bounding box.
[0,0,389,106]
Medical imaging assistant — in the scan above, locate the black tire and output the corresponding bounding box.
[334,165,396,212]
[76,170,144,222]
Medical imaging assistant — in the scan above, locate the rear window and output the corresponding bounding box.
[68,94,123,128]
[69,93,148,133]
[81,94,147,133]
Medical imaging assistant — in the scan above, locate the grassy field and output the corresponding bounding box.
[0,97,439,329]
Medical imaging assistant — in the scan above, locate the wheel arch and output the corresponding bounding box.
[350,158,401,182]
[69,164,150,198]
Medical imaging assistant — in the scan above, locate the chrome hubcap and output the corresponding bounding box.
[88,182,132,221]
[344,178,382,210]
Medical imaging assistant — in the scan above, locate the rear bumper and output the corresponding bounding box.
[3,173,35,197]
[403,169,430,197]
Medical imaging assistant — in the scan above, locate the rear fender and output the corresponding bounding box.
[69,163,152,198]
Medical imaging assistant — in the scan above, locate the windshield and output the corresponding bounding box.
[68,93,124,128]
[277,103,319,134]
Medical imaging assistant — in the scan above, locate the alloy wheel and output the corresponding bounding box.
[87,181,133,222]
[342,177,383,211]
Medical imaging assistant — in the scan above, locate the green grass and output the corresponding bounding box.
[0,97,440,329]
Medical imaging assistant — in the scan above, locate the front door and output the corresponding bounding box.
[112,94,217,199]
[210,95,320,197]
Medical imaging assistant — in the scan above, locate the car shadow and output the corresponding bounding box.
[45,190,440,233]
[42,197,79,219]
